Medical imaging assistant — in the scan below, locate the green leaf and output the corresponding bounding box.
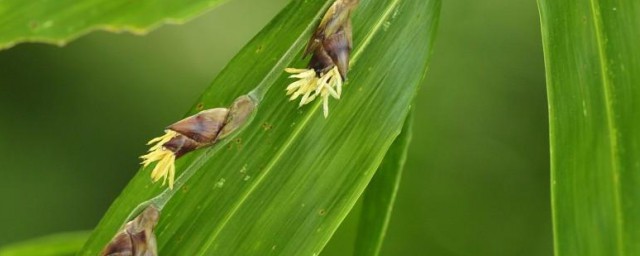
[0,0,229,50]
[537,0,640,255]
[80,0,441,254]
[0,231,89,256]
[354,113,413,256]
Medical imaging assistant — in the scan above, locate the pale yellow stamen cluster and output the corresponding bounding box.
[285,66,343,117]
[140,130,178,189]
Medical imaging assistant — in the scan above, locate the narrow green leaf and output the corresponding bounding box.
[80,0,441,254]
[0,0,229,50]
[537,0,640,255]
[354,113,413,256]
[0,231,89,256]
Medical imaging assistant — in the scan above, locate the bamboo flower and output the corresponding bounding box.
[284,0,358,118]
[139,96,256,190]
[140,108,229,189]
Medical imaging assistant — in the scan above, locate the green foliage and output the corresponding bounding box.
[77,0,440,255]
[537,0,640,255]
[0,0,229,50]
[0,231,89,256]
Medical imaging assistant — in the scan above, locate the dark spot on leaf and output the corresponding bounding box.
[318,209,327,216]
[195,103,204,110]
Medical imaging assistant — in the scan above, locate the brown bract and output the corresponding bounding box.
[101,206,160,256]
[164,108,229,157]
[305,0,359,79]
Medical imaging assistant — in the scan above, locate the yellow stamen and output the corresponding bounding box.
[284,66,343,118]
[140,130,179,189]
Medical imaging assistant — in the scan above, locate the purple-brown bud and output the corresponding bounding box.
[101,206,160,256]
[305,0,359,79]
[164,108,229,157]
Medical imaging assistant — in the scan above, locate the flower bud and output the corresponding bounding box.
[165,108,229,157]
[102,206,160,256]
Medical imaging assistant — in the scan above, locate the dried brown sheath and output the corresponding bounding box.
[219,95,256,139]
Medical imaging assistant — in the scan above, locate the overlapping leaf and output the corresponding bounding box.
[354,115,412,256]
[537,0,640,255]
[0,0,229,50]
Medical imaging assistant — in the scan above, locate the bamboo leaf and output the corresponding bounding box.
[354,113,412,256]
[0,0,229,50]
[0,231,89,256]
[537,0,640,255]
[80,0,441,254]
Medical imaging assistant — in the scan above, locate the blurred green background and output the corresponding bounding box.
[0,0,550,255]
